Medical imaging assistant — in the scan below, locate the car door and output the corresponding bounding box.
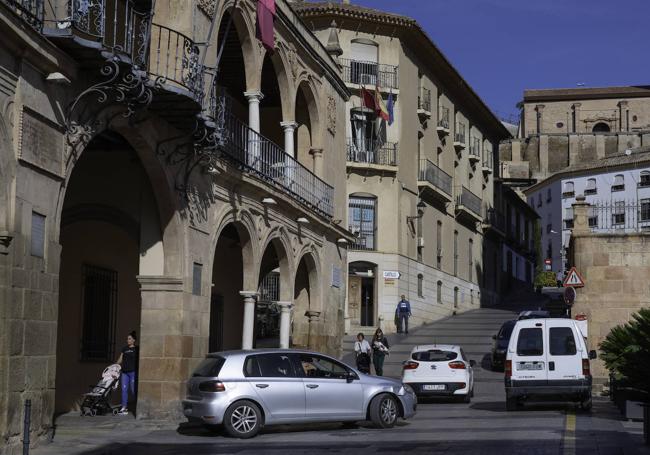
[244,353,305,423]
[546,322,583,382]
[511,320,547,383]
[296,353,365,421]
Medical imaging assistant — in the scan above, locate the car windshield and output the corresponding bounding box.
[192,356,226,377]
[412,350,458,361]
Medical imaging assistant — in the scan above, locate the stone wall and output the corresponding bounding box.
[569,198,650,383]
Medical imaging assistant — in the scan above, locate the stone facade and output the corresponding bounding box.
[568,197,650,384]
[0,0,352,452]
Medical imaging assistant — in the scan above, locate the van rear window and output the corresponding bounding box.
[516,328,543,356]
[549,327,577,356]
[412,350,458,361]
[192,356,226,377]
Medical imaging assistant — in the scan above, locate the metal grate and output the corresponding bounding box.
[2,0,43,28]
[340,58,399,89]
[586,201,650,232]
[418,159,452,195]
[81,264,118,362]
[348,196,376,251]
[259,271,280,302]
[346,139,398,166]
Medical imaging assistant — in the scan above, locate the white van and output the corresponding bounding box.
[505,318,596,411]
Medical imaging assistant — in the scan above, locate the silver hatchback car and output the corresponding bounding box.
[182,349,417,438]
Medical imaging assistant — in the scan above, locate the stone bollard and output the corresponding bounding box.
[571,194,590,234]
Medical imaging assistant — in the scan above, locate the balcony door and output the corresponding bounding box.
[350,40,378,85]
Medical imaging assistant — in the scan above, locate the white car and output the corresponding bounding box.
[401,344,475,402]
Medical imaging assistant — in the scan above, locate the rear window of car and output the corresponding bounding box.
[516,328,543,356]
[498,321,516,339]
[549,327,577,356]
[244,354,296,378]
[412,350,458,361]
[192,356,226,377]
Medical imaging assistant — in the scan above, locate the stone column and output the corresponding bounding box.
[572,103,581,133]
[309,148,324,176]
[239,291,258,349]
[280,121,298,158]
[535,104,545,134]
[618,100,628,132]
[244,91,264,133]
[277,301,293,348]
[305,310,321,349]
[572,195,590,235]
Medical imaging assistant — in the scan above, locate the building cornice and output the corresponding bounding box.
[524,86,650,103]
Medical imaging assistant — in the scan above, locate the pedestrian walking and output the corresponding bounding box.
[116,331,139,415]
[371,328,389,376]
[396,295,412,334]
[354,333,372,374]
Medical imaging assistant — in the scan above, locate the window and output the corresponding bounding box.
[412,350,457,361]
[537,193,542,207]
[31,212,45,258]
[453,287,459,308]
[517,328,543,356]
[437,281,442,304]
[350,40,378,85]
[640,171,650,188]
[468,239,473,282]
[193,356,226,377]
[640,199,650,222]
[612,174,625,192]
[348,196,376,250]
[546,188,552,202]
[470,289,474,305]
[497,321,515,340]
[556,121,564,129]
[592,122,610,133]
[436,221,442,269]
[585,178,597,195]
[562,182,574,198]
[453,230,458,276]
[81,265,118,361]
[298,354,350,379]
[245,354,296,378]
[192,262,202,296]
[563,208,574,230]
[417,274,424,297]
[549,327,577,356]
[546,241,552,261]
[588,215,598,227]
[613,201,625,225]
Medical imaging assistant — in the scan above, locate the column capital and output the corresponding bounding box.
[239,290,259,299]
[572,103,582,109]
[618,100,629,107]
[277,301,293,311]
[309,147,324,157]
[244,90,264,102]
[280,120,298,130]
[535,104,545,112]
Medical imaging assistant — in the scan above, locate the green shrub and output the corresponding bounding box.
[534,271,557,288]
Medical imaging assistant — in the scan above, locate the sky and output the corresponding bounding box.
[351,0,650,122]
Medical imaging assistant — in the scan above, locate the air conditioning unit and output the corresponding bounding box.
[360,73,377,86]
[417,237,425,248]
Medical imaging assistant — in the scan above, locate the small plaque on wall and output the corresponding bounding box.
[18,107,65,178]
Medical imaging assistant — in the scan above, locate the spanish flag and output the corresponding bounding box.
[375,87,389,121]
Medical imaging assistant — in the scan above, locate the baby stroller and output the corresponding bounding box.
[356,353,371,374]
[80,363,121,416]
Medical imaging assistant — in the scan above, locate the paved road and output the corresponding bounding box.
[33,308,648,455]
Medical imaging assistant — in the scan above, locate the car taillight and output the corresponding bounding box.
[582,359,590,376]
[448,361,466,370]
[198,380,225,392]
[505,360,512,378]
[403,361,419,370]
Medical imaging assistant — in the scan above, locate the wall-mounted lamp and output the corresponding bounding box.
[46,72,71,85]
[262,197,277,205]
[296,217,310,224]
[406,200,427,222]
[336,238,348,245]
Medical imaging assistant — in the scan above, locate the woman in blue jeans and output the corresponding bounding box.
[116,331,138,415]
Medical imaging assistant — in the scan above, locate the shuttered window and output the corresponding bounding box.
[31,212,45,258]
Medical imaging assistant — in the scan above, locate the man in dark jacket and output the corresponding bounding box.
[396,295,412,334]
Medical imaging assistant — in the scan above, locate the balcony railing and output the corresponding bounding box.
[455,123,466,144]
[418,159,452,196]
[483,206,505,232]
[456,186,482,217]
[346,139,398,166]
[340,58,399,89]
[470,137,481,156]
[219,112,334,218]
[418,87,431,112]
[482,149,493,169]
[437,106,450,129]
[2,0,43,28]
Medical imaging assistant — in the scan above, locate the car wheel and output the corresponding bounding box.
[506,397,518,411]
[369,393,398,428]
[462,393,471,403]
[223,400,262,439]
[470,387,475,398]
[580,396,592,412]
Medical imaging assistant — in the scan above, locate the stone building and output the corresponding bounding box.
[569,196,650,385]
[0,0,352,451]
[501,86,650,182]
[295,2,511,333]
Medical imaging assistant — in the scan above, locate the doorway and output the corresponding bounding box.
[348,261,377,327]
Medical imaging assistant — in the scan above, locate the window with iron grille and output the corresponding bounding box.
[612,175,625,192]
[640,171,650,188]
[417,274,424,297]
[468,239,473,282]
[562,182,574,198]
[563,207,574,229]
[612,201,625,225]
[640,199,650,222]
[453,230,458,276]
[437,281,442,304]
[584,178,597,195]
[588,215,598,227]
[81,265,118,362]
[348,196,376,250]
[436,221,442,269]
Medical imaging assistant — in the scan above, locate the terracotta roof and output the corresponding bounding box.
[293,1,511,140]
[524,86,650,102]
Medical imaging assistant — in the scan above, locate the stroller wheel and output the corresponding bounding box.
[112,408,120,416]
[90,409,97,417]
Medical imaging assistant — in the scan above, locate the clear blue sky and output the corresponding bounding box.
[352,0,650,122]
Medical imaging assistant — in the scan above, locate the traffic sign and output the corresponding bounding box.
[564,286,576,306]
[563,267,585,288]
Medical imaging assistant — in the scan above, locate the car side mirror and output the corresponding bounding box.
[492,334,496,340]
[346,371,357,383]
[469,360,476,367]
[588,350,597,360]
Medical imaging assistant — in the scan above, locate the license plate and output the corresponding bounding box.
[423,384,446,391]
[517,362,543,371]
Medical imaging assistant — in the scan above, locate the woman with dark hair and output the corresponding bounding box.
[371,328,389,376]
[116,331,138,415]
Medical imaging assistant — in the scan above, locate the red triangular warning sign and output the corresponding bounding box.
[563,267,585,288]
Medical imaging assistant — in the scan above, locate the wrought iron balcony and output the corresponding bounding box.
[454,124,466,149]
[437,106,450,134]
[456,186,482,223]
[418,159,452,204]
[482,149,493,174]
[468,137,481,163]
[346,139,398,167]
[218,112,334,219]
[418,87,431,114]
[1,0,43,28]
[340,58,399,90]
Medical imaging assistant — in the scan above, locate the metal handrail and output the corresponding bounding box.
[456,186,482,216]
[346,139,398,166]
[1,0,43,28]
[339,58,399,89]
[418,159,452,196]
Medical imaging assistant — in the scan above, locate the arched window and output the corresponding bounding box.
[417,274,424,297]
[640,171,650,188]
[437,281,443,304]
[592,122,610,133]
[563,181,574,198]
[585,178,597,195]
[348,194,377,250]
[612,174,625,192]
